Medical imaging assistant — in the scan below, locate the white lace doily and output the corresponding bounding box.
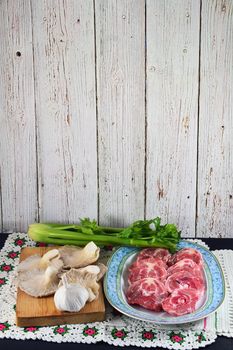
[0,233,230,348]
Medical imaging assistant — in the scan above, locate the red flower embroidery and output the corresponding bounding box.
[57,328,65,334]
[195,332,206,343]
[15,239,24,246]
[172,335,182,342]
[0,278,6,286]
[0,322,10,332]
[116,331,124,337]
[142,330,156,340]
[8,252,18,259]
[24,327,38,332]
[111,327,128,340]
[169,331,185,344]
[53,325,69,335]
[1,264,13,272]
[83,326,98,337]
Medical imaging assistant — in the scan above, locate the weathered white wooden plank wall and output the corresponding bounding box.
[95,0,145,227]
[146,0,200,237]
[197,0,233,237]
[31,0,98,223]
[0,0,38,232]
[0,0,233,237]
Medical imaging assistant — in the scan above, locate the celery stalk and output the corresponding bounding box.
[28,218,180,252]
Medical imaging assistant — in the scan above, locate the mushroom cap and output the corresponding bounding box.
[96,263,108,281]
[17,250,64,297]
[17,249,62,273]
[17,255,41,273]
[59,242,100,268]
[18,265,61,297]
[39,249,60,269]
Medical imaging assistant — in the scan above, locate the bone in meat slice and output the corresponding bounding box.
[58,242,100,268]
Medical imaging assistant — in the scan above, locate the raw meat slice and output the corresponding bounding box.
[129,257,166,271]
[137,248,171,264]
[162,288,199,316]
[165,271,205,293]
[170,248,203,266]
[167,254,177,266]
[128,258,167,284]
[127,277,168,311]
[167,258,202,277]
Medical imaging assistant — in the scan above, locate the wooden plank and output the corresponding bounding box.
[197,0,233,237]
[0,169,3,232]
[0,0,38,232]
[146,0,200,237]
[31,0,98,223]
[16,247,105,326]
[95,0,145,227]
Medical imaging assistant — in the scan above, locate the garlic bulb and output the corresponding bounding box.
[58,266,101,302]
[54,275,89,312]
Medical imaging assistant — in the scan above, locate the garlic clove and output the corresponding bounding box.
[54,283,89,312]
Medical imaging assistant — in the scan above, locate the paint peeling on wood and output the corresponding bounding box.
[157,180,165,200]
[182,116,190,134]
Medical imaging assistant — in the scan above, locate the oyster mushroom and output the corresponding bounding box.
[18,262,63,297]
[17,248,62,273]
[58,263,107,302]
[17,249,64,297]
[17,254,41,273]
[96,263,108,281]
[58,242,100,268]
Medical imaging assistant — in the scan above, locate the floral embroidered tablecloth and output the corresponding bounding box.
[0,233,233,348]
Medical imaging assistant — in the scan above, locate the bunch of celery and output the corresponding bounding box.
[28,217,181,252]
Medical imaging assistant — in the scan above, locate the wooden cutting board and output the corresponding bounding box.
[16,247,106,327]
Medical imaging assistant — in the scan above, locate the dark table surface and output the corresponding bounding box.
[0,235,232,350]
